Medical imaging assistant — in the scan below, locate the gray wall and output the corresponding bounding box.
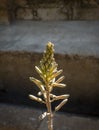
[0,0,99,24]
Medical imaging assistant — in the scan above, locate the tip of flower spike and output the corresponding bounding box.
[47,42,54,48]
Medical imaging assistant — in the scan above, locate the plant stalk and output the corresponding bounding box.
[46,90,53,130]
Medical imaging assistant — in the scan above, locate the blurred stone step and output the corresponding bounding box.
[39,112,99,130]
[0,103,42,130]
[0,21,99,57]
[0,103,99,130]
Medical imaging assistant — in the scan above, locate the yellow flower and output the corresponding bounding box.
[30,42,66,91]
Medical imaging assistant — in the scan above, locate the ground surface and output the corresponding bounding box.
[0,21,99,57]
[0,103,99,130]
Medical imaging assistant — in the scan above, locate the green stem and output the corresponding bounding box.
[46,89,53,130]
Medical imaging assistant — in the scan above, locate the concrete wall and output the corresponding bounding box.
[0,51,99,116]
[0,0,99,24]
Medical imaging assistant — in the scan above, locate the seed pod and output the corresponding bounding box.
[35,66,46,82]
[52,94,69,102]
[49,64,58,74]
[29,94,45,103]
[52,83,66,88]
[35,66,43,75]
[55,99,68,112]
[56,76,65,83]
[29,77,45,93]
[50,70,63,80]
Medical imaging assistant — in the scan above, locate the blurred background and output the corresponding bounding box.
[0,0,99,130]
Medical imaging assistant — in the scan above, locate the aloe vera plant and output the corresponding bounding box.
[29,42,69,130]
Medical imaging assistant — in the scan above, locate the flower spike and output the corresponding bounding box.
[29,42,69,130]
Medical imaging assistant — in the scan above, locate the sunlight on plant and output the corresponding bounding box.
[29,42,69,130]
